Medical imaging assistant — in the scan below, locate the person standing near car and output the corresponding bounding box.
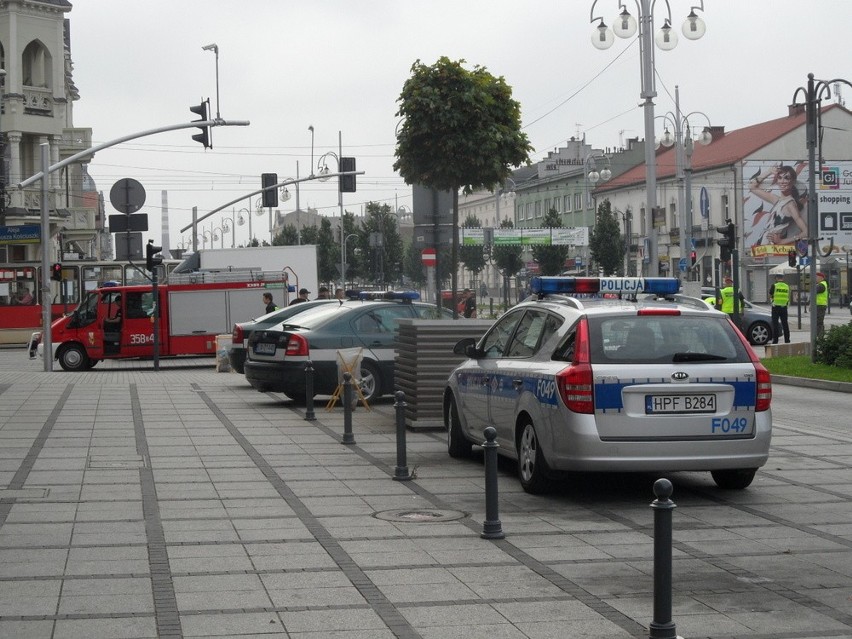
[769,274,790,344]
[461,288,477,318]
[815,272,828,337]
[290,288,310,305]
[262,292,278,314]
[716,277,744,314]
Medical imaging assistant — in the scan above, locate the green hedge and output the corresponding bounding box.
[814,322,852,368]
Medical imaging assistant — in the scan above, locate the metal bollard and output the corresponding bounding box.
[392,391,412,481]
[341,371,355,445]
[480,426,505,539]
[304,360,316,421]
[649,478,679,639]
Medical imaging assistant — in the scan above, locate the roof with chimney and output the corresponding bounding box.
[595,104,848,194]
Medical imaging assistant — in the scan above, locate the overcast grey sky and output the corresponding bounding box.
[68,1,852,249]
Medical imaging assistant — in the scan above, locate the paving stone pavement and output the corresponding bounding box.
[0,351,850,638]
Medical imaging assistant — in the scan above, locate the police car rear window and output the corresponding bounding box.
[587,315,749,364]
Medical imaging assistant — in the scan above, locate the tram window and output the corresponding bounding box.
[51,266,80,305]
[0,267,37,306]
[124,264,150,286]
[82,265,123,291]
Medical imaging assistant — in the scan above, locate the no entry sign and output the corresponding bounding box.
[421,248,436,267]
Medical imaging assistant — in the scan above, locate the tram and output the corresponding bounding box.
[0,259,179,345]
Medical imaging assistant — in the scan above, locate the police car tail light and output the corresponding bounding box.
[285,334,309,357]
[556,318,594,413]
[232,325,243,342]
[754,365,772,411]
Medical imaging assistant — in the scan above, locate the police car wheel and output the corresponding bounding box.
[711,468,757,490]
[446,395,472,458]
[57,344,88,372]
[517,421,551,494]
[359,361,381,403]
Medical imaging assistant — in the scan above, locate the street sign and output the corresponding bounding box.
[799,256,810,267]
[109,178,146,214]
[421,247,436,267]
[699,186,710,219]
[678,257,688,272]
[115,232,143,261]
[108,214,148,233]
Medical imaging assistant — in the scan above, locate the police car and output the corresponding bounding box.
[444,276,772,493]
[244,291,451,402]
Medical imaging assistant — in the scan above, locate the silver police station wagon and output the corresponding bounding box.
[444,276,773,493]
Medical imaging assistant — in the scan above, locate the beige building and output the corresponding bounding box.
[0,0,96,263]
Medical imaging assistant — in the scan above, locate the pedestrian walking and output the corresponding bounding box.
[815,272,828,337]
[769,274,790,344]
[262,292,278,314]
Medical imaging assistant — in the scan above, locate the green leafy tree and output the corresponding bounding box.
[340,211,362,286]
[273,225,299,246]
[403,243,426,288]
[315,217,338,284]
[459,213,486,281]
[299,225,320,247]
[394,56,531,314]
[492,218,524,305]
[356,202,403,287]
[589,199,624,276]
[532,208,569,275]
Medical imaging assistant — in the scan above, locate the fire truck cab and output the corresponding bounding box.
[41,272,294,371]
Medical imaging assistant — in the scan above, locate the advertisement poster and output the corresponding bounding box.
[742,160,810,258]
[742,160,852,258]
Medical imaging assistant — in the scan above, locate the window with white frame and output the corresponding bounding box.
[574,194,582,211]
[564,195,571,212]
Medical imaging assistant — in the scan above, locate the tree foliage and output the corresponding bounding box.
[458,213,486,275]
[532,208,569,276]
[357,202,404,287]
[492,218,523,279]
[394,57,532,195]
[589,199,624,276]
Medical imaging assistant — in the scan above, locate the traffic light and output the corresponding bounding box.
[690,250,697,267]
[261,173,278,208]
[788,250,797,268]
[190,99,211,149]
[716,220,736,262]
[340,156,356,193]
[146,240,163,272]
[50,263,63,281]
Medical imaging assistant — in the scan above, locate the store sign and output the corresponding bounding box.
[0,224,40,244]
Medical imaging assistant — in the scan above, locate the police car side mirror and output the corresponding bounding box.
[453,337,478,357]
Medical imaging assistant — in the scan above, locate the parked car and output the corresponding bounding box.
[701,287,773,346]
[229,300,338,373]
[244,292,452,402]
[445,276,772,493]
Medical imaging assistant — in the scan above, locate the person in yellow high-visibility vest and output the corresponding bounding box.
[815,272,829,337]
[716,277,744,314]
[769,273,790,344]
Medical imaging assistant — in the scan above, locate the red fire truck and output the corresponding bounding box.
[37,270,294,371]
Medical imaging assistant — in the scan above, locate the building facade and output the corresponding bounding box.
[0,0,97,263]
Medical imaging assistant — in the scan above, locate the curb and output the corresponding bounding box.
[770,373,852,393]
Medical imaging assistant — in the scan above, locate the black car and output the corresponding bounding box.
[244,293,451,402]
[229,300,338,373]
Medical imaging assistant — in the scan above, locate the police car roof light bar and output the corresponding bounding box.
[530,276,680,296]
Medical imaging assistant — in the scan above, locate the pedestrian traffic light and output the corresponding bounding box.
[340,157,356,193]
[690,250,697,267]
[261,173,278,208]
[50,262,63,281]
[146,240,163,272]
[788,250,797,268]
[190,99,211,149]
[716,220,736,262]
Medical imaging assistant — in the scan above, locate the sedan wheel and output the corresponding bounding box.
[517,421,550,494]
[359,360,381,403]
[446,395,472,458]
[711,468,757,489]
[748,322,771,346]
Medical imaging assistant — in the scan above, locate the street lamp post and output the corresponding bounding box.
[584,152,612,275]
[342,233,358,290]
[791,73,852,359]
[318,133,348,286]
[591,0,707,277]
[657,86,713,281]
[201,43,221,120]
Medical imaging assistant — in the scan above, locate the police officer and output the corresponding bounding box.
[769,273,790,344]
[716,277,744,314]
[815,272,828,337]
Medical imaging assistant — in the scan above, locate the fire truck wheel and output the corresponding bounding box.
[57,344,88,371]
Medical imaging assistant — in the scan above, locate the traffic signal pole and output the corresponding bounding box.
[18,118,250,372]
